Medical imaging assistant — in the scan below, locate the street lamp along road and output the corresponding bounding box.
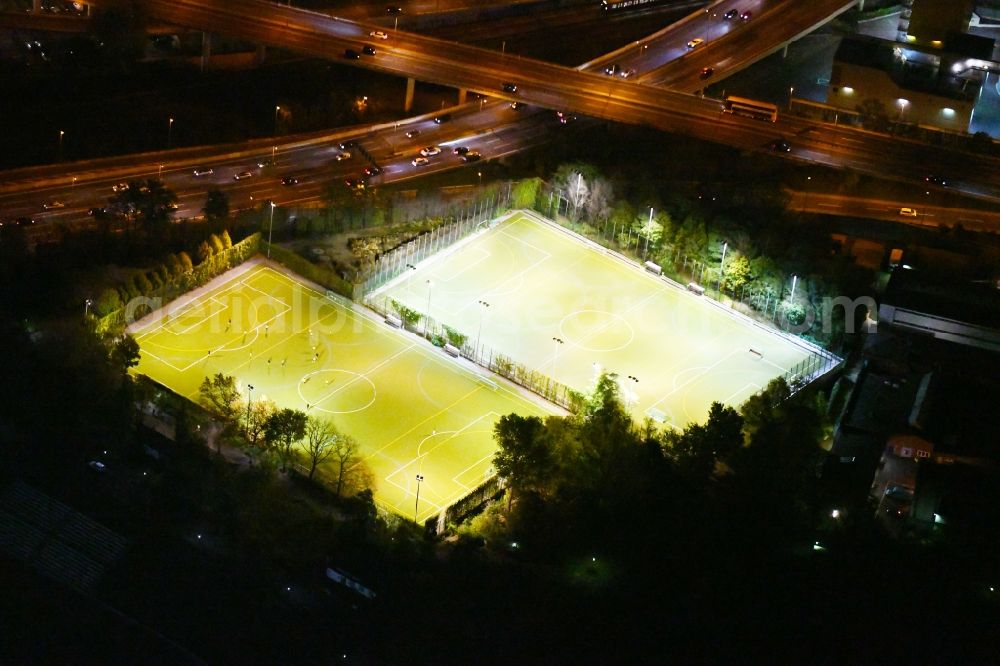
[267,201,277,258]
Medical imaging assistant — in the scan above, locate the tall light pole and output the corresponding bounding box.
[267,200,276,258]
[84,298,92,317]
[58,130,65,160]
[425,280,433,338]
[718,241,728,293]
[167,117,174,148]
[476,299,490,355]
[789,274,798,302]
[643,207,654,261]
[274,105,281,135]
[624,375,639,411]
[897,98,909,121]
[414,474,424,523]
[158,164,163,179]
[245,384,255,437]
[551,337,564,381]
[788,86,795,110]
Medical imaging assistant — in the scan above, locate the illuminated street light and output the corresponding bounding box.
[425,280,433,338]
[476,299,491,355]
[551,337,564,380]
[414,473,424,523]
[84,298,92,317]
[167,117,174,148]
[267,200,277,258]
[274,105,281,135]
[58,130,65,160]
[246,384,255,436]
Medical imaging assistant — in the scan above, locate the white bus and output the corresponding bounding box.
[722,96,779,122]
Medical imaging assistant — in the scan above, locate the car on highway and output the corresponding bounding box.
[88,460,106,472]
[387,6,402,14]
[405,129,421,139]
[925,174,948,187]
[370,30,388,40]
[740,10,752,20]
[8,216,35,226]
[281,176,299,186]
[344,178,366,192]
[509,102,524,110]
[339,140,356,150]
[233,171,253,181]
[420,146,441,157]
[88,207,106,216]
[364,166,382,176]
[334,151,352,161]
[192,167,214,176]
[363,45,376,56]
[501,82,518,93]
[555,111,577,124]
[699,66,714,79]
[620,68,636,79]
[452,146,470,155]
[411,157,430,167]
[434,113,452,124]
[724,9,738,19]
[768,138,791,153]
[42,201,65,210]
[686,38,704,49]
[604,64,620,76]
[112,181,129,193]
[460,151,482,163]
[344,48,360,60]
[256,159,274,168]
[899,207,918,217]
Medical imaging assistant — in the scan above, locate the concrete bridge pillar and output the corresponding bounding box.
[458,88,467,105]
[32,0,41,13]
[404,77,415,113]
[857,0,865,11]
[201,31,212,71]
[782,42,789,58]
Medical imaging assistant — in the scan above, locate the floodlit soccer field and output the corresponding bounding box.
[376,211,819,428]
[130,263,552,522]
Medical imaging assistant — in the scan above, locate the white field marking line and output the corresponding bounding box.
[308,344,416,406]
[383,474,445,513]
[452,452,495,492]
[649,347,741,412]
[136,347,187,373]
[136,280,249,340]
[433,245,492,284]
[563,283,666,351]
[722,382,762,406]
[172,300,294,374]
[528,214,814,359]
[166,295,230,336]
[367,385,486,459]
[384,412,498,487]
[263,263,546,411]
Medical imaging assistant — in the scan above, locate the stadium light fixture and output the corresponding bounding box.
[415,474,424,523]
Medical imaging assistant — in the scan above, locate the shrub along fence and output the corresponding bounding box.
[96,233,261,335]
[263,242,357,301]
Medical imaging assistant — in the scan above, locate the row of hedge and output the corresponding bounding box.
[263,242,357,300]
[96,232,262,335]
